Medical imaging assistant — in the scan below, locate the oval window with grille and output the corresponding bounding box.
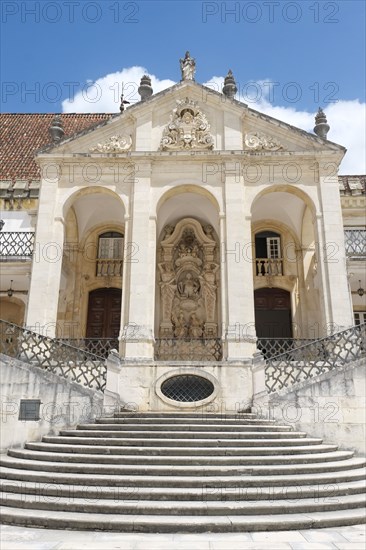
[160,374,214,403]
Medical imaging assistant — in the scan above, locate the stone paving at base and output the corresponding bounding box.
[0,523,365,550]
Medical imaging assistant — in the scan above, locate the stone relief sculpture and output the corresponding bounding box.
[180,51,196,81]
[90,134,132,153]
[158,219,219,340]
[244,132,283,151]
[160,98,214,151]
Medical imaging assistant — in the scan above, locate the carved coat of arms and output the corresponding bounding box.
[160,98,214,151]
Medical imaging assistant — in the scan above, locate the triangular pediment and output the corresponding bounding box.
[37,79,345,157]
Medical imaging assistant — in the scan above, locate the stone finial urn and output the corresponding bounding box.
[314,107,330,139]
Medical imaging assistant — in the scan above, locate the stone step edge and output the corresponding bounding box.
[2,455,365,475]
[1,492,365,515]
[114,413,257,417]
[1,479,365,501]
[41,436,325,447]
[2,466,365,487]
[25,442,339,455]
[58,431,308,439]
[0,506,365,532]
[7,449,354,465]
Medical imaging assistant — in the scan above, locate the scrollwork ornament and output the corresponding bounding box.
[90,134,132,153]
[244,132,283,151]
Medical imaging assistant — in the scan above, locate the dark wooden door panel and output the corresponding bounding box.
[254,288,292,338]
[86,288,121,339]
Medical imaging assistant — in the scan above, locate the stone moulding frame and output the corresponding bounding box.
[154,367,219,409]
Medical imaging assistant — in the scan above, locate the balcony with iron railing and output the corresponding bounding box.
[344,229,366,259]
[0,232,35,261]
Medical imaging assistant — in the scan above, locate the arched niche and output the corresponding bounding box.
[157,218,220,341]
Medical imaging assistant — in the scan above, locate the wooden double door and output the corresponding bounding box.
[86,288,121,339]
[254,288,293,338]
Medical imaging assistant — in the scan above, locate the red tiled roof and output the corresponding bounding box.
[0,114,113,181]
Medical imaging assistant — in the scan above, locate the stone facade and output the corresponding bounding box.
[0,65,365,412]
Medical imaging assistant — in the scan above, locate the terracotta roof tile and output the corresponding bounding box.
[0,114,113,181]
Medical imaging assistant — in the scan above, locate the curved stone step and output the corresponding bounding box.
[2,463,365,487]
[25,442,339,456]
[60,430,306,440]
[113,413,257,419]
[1,505,365,532]
[91,422,292,432]
[7,448,355,466]
[41,435,324,447]
[1,455,365,477]
[103,417,276,425]
[2,479,364,501]
[1,492,365,516]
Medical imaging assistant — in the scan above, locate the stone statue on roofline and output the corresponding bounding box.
[180,51,196,81]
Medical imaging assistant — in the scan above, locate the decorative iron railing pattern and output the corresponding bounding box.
[257,338,315,359]
[155,338,223,361]
[96,259,123,277]
[161,375,214,402]
[344,229,366,258]
[58,338,119,359]
[255,258,283,276]
[0,320,107,392]
[265,323,366,393]
[0,232,34,260]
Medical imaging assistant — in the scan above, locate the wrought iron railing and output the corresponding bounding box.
[58,338,119,358]
[255,258,283,276]
[96,259,123,277]
[265,323,366,393]
[0,320,107,392]
[0,232,34,260]
[344,229,366,258]
[155,338,223,361]
[257,338,315,359]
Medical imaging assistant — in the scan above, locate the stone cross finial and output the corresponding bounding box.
[314,107,330,139]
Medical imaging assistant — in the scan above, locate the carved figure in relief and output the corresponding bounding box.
[199,262,219,321]
[180,51,196,81]
[158,262,176,320]
[173,311,188,338]
[189,312,203,338]
[178,272,200,298]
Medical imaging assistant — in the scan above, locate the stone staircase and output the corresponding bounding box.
[0,411,365,532]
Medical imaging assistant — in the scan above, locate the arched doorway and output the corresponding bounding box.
[254,288,292,338]
[86,288,121,353]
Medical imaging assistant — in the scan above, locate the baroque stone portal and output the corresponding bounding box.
[158,219,219,339]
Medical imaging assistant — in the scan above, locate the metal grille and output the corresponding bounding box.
[265,323,366,393]
[0,320,107,392]
[344,229,366,257]
[257,338,315,359]
[0,232,34,260]
[155,338,223,361]
[58,338,119,359]
[161,375,214,402]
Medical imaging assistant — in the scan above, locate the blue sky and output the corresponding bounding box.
[1,0,365,171]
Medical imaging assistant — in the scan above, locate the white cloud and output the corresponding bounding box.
[61,66,175,113]
[62,70,365,174]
